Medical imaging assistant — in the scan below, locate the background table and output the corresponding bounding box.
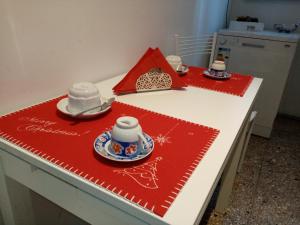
[0,74,262,225]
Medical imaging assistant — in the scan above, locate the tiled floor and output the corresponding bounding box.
[201,116,300,225]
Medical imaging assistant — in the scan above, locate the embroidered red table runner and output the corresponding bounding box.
[0,97,219,217]
[181,67,253,97]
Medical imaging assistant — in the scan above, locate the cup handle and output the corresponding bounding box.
[138,133,150,154]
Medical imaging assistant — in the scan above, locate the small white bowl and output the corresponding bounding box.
[166,55,182,64]
[166,55,182,71]
[211,60,226,71]
[67,82,101,114]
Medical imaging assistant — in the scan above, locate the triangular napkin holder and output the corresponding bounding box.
[113,48,186,95]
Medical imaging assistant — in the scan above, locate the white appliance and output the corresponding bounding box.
[215,29,299,138]
[229,21,264,32]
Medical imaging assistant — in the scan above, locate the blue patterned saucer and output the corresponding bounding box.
[94,131,154,162]
[177,65,189,75]
[203,69,231,80]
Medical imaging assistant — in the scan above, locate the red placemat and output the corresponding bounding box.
[181,67,253,97]
[0,97,219,217]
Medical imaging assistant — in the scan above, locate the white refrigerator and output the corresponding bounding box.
[215,29,299,138]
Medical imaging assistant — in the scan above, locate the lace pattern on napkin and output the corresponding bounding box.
[136,68,172,92]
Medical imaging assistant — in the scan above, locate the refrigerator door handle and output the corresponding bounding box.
[241,42,265,49]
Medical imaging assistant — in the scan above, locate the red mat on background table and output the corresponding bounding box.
[113,48,186,95]
[0,98,219,217]
[181,67,254,97]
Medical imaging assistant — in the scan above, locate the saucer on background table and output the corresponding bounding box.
[94,131,154,162]
[203,69,231,80]
[177,65,189,75]
[57,97,111,119]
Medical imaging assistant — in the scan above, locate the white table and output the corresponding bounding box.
[0,74,262,225]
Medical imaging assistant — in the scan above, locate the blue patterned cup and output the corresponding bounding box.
[109,116,149,158]
[210,60,226,77]
[210,68,225,77]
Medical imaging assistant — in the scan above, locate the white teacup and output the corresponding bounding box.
[211,60,226,71]
[110,116,149,158]
[210,60,226,77]
[166,55,183,71]
[67,82,101,114]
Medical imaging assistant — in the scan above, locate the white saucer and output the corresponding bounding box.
[177,65,189,75]
[203,70,231,80]
[57,97,111,119]
[94,131,154,162]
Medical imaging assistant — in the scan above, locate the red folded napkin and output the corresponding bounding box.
[113,48,186,95]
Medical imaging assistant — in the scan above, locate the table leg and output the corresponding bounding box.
[0,156,16,225]
[237,111,257,173]
[214,118,249,213]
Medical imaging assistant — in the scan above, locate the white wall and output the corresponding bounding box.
[0,0,228,115]
[0,0,228,224]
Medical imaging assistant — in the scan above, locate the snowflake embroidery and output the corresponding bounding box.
[125,144,137,155]
[154,134,171,146]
